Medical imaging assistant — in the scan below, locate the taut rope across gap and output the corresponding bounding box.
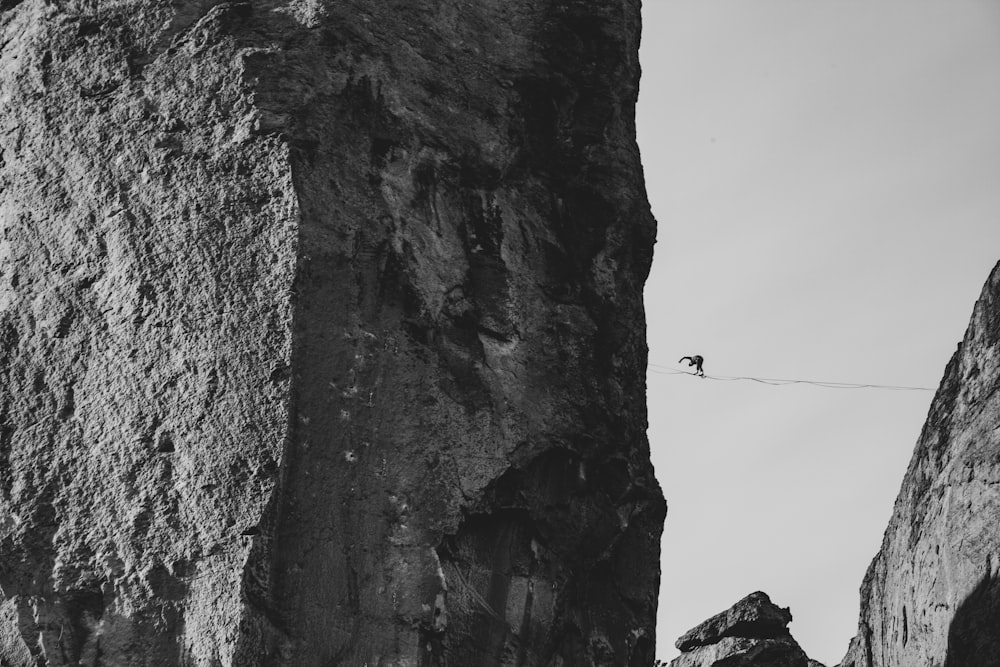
[647,363,935,391]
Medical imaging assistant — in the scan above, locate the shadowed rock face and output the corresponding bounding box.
[0,1,664,665]
[839,261,1000,667]
[669,592,817,667]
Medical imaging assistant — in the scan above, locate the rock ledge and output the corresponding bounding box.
[669,592,823,667]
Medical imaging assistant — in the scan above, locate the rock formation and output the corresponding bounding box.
[668,592,820,667]
[839,261,1000,667]
[0,1,664,665]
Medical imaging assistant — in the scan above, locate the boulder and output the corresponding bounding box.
[670,592,821,667]
[676,591,794,651]
[671,637,809,667]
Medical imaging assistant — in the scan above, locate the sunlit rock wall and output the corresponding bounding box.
[0,1,664,665]
[840,261,1000,667]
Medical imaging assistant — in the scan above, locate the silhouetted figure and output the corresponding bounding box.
[679,355,705,377]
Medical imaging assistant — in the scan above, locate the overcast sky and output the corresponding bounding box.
[637,2,1000,664]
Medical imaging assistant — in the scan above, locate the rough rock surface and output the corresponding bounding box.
[839,261,1000,667]
[675,591,793,652]
[0,1,664,665]
[669,592,817,667]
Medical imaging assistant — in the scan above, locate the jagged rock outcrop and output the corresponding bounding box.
[669,592,819,667]
[839,261,1000,667]
[0,1,664,665]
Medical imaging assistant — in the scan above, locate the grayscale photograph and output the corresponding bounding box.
[0,0,997,665]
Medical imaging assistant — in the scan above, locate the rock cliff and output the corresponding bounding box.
[668,592,820,667]
[0,1,664,665]
[839,260,1000,667]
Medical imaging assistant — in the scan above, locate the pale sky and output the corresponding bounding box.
[637,2,1000,664]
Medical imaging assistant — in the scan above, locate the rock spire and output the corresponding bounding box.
[0,1,663,664]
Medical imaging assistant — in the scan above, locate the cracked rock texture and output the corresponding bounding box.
[839,261,1000,667]
[0,0,664,665]
[669,592,818,667]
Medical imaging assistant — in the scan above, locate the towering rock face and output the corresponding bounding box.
[0,1,664,665]
[840,261,1000,667]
